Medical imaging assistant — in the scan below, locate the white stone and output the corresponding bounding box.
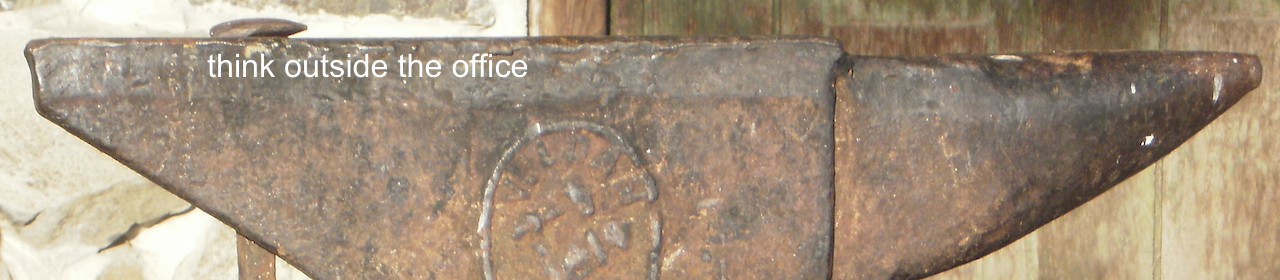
[0,0,527,279]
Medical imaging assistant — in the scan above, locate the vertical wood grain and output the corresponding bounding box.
[779,0,825,35]
[530,0,608,36]
[927,232,1041,280]
[1162,1,1280,279]
[792,0,998,55]
[609,0,778,36]
[609,0,645,35]
[1034,172,1158,280]
[828,22,994,55]
[1024,2,1164,280]
[647,0,776,35]
[1028,0,1163,51]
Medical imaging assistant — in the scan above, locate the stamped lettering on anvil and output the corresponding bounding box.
[480,121,661,280]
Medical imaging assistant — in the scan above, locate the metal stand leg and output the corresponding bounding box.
[237,233,276,280]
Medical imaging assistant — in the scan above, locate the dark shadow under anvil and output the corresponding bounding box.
[24,35,1260,280]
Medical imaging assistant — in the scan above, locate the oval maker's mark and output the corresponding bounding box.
[480,121,661,280]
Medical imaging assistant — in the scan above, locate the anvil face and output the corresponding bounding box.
[24,37,1260,280]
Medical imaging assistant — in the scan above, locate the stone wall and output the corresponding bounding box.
[0,0,524,279]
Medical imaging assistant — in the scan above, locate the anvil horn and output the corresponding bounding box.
[833,52,1261,279]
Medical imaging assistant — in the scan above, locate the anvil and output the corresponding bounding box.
[23,20,1260,280]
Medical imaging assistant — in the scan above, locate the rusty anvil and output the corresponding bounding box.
[23,19,1261,280]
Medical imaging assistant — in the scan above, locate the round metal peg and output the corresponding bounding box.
[210,18,307,38]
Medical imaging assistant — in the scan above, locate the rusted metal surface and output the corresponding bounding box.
[213,19,295,280]
[26,37,840,279]
[832,52,1260,279]
[238,233,278,280]
[23,36,1261,280]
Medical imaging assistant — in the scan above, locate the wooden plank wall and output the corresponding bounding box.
[532,0,1280,278]
[529,0,608,35]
